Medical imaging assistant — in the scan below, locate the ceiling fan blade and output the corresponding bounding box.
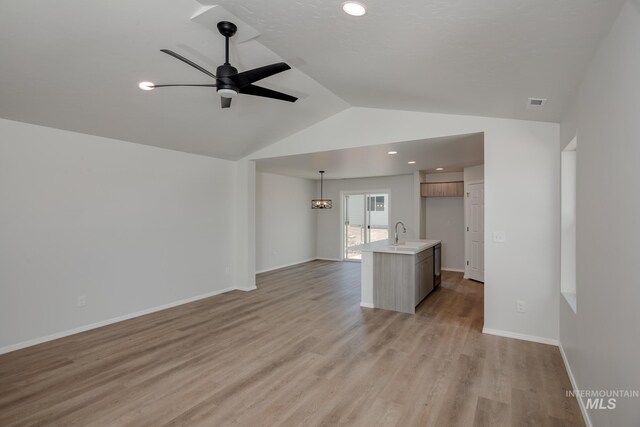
[152,84,217,88]
[231,62,291,88]
[239,84,298,103]
[221,97,232,109]
[160,49,217,80]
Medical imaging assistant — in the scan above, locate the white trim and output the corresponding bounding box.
[236,286,257,292]
[255,258,317,274]
[0,287,236,355]
[360,302,375,309]
[316,257,343,262]
[482,327,559,346]
[559,343,592,427]
[443,267,465,273]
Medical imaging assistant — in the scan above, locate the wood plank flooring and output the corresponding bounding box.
[0,261,584,426]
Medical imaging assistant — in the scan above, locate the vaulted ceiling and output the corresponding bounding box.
[0,0,625,160]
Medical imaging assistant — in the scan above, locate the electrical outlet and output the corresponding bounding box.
[77,295,86,307]
[225,265,230,275]
[493,231,507,243]
[516,300,526,313]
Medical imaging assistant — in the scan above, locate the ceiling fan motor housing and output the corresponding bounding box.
[216,63,239,95]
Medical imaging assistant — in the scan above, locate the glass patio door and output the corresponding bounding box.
[344,193,389,260]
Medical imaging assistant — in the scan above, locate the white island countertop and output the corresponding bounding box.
[359,239,441,255]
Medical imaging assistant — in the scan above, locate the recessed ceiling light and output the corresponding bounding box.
[436,167,444,171]
[138,81,155,91]
[342,1,367,16]
[387,151,397,155]
[408,161,416,164]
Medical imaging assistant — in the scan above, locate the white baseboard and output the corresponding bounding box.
[236,286,257,292]
[360,302,375,308]
[443,267,465,273]
[0,286,237,356]
[559,343,592,427]
[256,258,317,274]
[482,327,559,346]
[316,257,343,262]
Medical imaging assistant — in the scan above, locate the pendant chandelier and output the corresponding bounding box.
[311,171,332,209]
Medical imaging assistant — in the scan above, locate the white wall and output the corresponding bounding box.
[316,175,414,260]
[0,118,236,351]
[559,2,640,426]
[422,172,464,184]
[423,172,465,271]
[248,106,560,343]
[233,158,256,291]
[464,165,484,183]
[255,172,316,272]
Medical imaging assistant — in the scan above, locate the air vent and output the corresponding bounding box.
[527,98,547,110]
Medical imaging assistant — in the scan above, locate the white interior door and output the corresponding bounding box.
[466,183,484,282]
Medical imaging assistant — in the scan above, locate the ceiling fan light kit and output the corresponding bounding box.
[138,81,155,91]
[141,21,297,109]
[217,88,238,98]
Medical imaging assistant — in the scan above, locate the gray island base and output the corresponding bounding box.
[360,239,441,314]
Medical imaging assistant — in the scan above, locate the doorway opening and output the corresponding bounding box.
[343,192,389,260]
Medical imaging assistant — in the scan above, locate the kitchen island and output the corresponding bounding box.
[360,239,441,314]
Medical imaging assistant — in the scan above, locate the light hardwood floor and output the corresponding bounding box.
[0,261,584,426]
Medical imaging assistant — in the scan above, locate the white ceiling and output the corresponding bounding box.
[213,0,624,122]
[256,133,483,180]
[0,0,624,159]
[0,1,348,160]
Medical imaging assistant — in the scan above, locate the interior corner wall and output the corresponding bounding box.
[234,158,256,291]
[422,172,465,271]
[413,172,425,240]
[0,118,236,352]
[316,175,414,260]
[255,172,317,272]
[416,171,427,240]
[559,2,640,426]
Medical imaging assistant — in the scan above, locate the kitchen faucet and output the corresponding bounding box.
[394,221,406,245]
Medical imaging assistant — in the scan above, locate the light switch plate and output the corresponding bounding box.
[493,231,507,243]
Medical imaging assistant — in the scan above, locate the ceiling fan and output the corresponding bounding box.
[140,21,297,109]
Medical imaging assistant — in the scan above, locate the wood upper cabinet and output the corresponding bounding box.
[421,181,464,197]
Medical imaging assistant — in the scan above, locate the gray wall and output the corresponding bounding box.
[423,172,465,271]
[255,172,317,272]
[0,118,237,351]
[559,2,640,425]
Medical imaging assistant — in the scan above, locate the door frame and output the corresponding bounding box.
[464,180,484,280]
[340,189,391,262]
